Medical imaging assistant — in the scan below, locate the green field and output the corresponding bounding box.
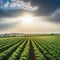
[0,35,60,60]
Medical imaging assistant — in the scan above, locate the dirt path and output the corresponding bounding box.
[29,40,36,60]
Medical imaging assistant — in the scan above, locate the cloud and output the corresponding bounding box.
[31,0,60,16]
[51,9,60,17]
[4,1,9,9]
[0,0,60,16]
[2,0,38,11]
[48,8,60,23]
[0,9,24,18]
[0,22,18,30]
[0,0,60,24]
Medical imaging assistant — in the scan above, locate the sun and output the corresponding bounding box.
[22,14,33,24]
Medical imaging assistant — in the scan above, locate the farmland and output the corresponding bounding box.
[0,35,60,60]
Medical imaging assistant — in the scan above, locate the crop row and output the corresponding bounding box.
[0,35,60,60]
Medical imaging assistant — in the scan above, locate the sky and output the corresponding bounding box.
[0,0,60,33]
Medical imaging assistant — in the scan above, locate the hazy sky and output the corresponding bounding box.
[0,0,60,33]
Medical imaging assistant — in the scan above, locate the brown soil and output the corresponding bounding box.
[29,40,36,60]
